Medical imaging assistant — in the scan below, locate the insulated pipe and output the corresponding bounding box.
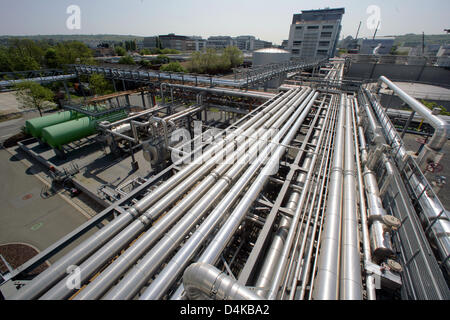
[75,89,312,300]
[104,90,316,300]
[158,92,320,301]
[339,96,363,300]
[365,87,450,274]
[266,94,332,300]
[12,89,297,300]
[183,263,262,300]
[40,89,307,300]
[162,83,275,100]
[378,76,449,154]
[284,101,335,300]
[255,97,329,298]
[350,97,377,300]
[312,94,346,300]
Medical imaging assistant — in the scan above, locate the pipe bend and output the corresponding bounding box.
[183,263,262,300]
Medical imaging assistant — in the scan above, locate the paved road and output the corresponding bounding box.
[0,148,95,264]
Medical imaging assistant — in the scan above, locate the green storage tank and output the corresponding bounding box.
[25,111,80,138]
[41,111,128,150]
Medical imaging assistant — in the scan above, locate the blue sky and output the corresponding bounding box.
[0,0,449,44]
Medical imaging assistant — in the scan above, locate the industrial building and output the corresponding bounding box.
[0,9,450,302]
[288,8,344,60]
[359,38,395,55]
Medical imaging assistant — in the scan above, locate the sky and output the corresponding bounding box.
[0,0,449,45]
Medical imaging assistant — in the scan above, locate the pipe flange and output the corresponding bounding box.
[128,207,140,219]
[221,174,232,185]
[138,215,152,226]
[210,171,220,181]
[387,259,403,273]
[382,215,402,230]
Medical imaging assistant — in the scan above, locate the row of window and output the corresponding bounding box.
[295,25,334,30]
[292,41,330,47]
[291,49,330,55]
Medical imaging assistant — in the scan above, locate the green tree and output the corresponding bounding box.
[115,46,127,56]
[89,74,113,96]
[223,46,243,68]
[140,48,151,55]
[54,41,94,67]
[160,62,186,73]
[14,81,54,116]
[44,48,58,68]
[118,55,135,65]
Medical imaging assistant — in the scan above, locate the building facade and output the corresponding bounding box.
[206,36,235,49]
[143,36,157,49]
[359,38,395,55]
[158,34,189,51]
[287,8,345,60]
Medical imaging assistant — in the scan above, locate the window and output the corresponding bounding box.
[323,25,334,29]
[293,41,302,46]
[295,26,303,30]
[292,49,300,54]
[307,26,319,30]
[321,32,332,38]
[319,41,330,47]
[317,49,328,54]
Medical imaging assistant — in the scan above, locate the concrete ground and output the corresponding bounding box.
[0,148,99,266]
[380,82,450,102]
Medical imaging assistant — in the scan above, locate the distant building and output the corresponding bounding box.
[359,38,395,55]
[234,36,272,52]
[143,36,157,49]
[287,7,345,60]
[186,36,207,51]
[281,40,289,50]
[206,36,235,49]
[159,34,189,51]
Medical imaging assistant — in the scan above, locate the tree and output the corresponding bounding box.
[115,46,127,56]
[89,74,113,96]
[223,46,243,68]
[118,55,135,65]
[160,62,186,73]
[140,48,151,55]
[187,47,242,75]
[44,48,58,68]
[14,81,54,116]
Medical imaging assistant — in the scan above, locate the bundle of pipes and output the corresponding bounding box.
[12,86,322,300]
[14,61,429,301]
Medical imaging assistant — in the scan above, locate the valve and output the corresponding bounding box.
[382,215,402,230]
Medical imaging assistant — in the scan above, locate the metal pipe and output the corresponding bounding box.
[159,92,319,301]
[312,94,346,300]
[266,94,332,300]
[339,96,363,300]
[104,90,316,300]
[183,263,262,300]
[379,76,449,154]
[351,97,377,300]
[74,88,311,300]
[12,88,298,300]
[255,97,329,298]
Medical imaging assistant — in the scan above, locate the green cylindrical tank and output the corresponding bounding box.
[41,110,128,150]
[25,111,80,138]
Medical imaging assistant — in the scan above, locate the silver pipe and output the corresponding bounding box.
[378,76,449,154]
[266,93,332,300]
[104,90,316,300]
[364,87,450,274]
[285,99,335,300]
[163,92,319,301]
[295,96,339,300]
[12,88,298,300]
[41,89,306,300]
[74,88,310,300]
[339,96,363,300]
[312,94,346,300]
[256,96,330,298]
[183,263,262,300]
[351,97,377,300]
